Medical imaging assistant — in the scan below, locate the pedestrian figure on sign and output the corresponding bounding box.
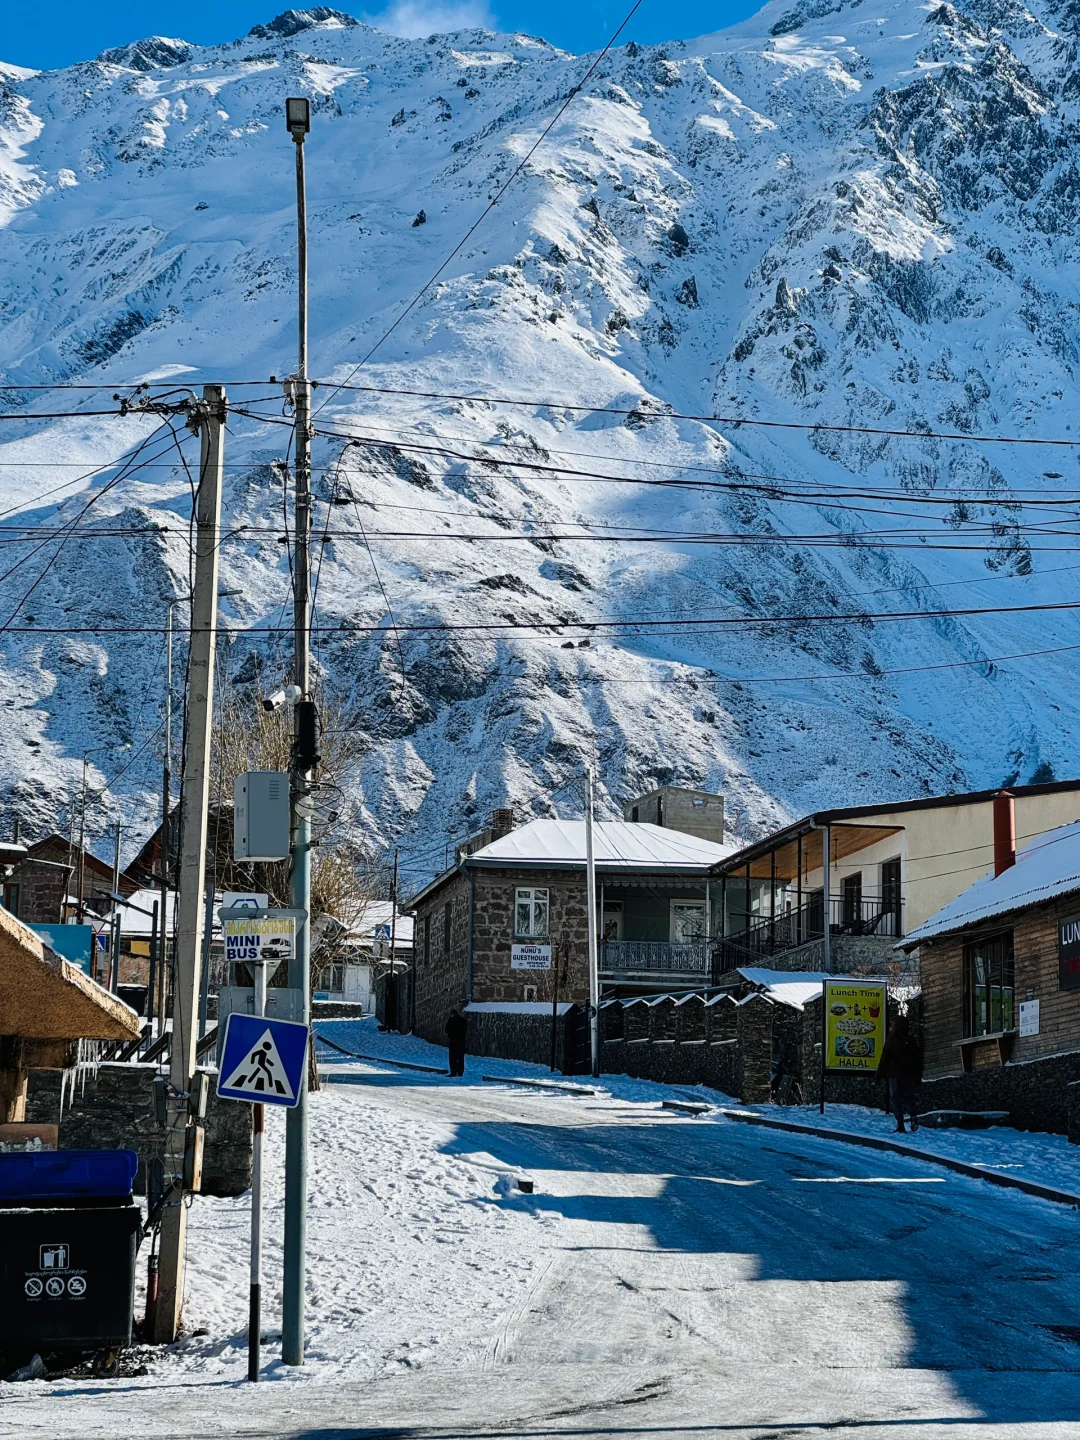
[445,1008,467,1077]
[238,1040,288,1096]
[878,1012,922,1133]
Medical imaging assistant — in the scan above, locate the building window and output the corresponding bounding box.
[317,961,345,994]
[423,914,431,965]
[2,883,19,917]
[963,930,1015,1037]
[443,901,452,952]
[670,900,705,943]
[515,887,549,938]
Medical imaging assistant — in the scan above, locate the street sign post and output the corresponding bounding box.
[216,909,309,1382]
[217,1014,309,1107]
[820,979,887,1113]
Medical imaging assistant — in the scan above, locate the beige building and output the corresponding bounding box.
[711,780,1080,974]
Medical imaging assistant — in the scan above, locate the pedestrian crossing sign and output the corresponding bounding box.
[217,1013,309,1107]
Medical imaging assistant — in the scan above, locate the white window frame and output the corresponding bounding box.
[670,900,706,943]
[515,886,549,938]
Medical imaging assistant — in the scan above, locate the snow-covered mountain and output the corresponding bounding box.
[1,0,1079,878]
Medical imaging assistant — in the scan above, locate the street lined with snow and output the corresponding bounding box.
[5,1021,1080,1438]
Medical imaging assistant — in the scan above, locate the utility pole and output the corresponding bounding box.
[77,753,89,922]
[159,604,174,1035]
[283,93,313,1369]
[584,767,600,1079]
[154,384,227,1343]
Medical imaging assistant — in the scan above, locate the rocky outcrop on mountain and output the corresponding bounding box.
[0,0,1078,873]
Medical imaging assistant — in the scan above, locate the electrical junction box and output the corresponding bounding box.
[234,771,290,861]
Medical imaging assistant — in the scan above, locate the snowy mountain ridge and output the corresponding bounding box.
[1,0,1079,878]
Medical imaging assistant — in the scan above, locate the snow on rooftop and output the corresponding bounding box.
[905,819,1080,945]
[468,819,734,870]
[737,967,839,1010]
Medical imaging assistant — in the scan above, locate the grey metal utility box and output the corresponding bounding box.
[234,771,290,861]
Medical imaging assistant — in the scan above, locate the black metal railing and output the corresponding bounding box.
[718,893,904,966]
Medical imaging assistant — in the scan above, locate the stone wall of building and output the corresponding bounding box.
[8,859,71,925]
[470,869,590,1005]
[26,1062,252,1196]
[411,870,470,1043]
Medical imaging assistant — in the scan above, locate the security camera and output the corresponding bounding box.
[261,685,302,713]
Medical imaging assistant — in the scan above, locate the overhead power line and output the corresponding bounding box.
[313,0,645,411]
[10,594,1080,635]
[309,382,1080,448]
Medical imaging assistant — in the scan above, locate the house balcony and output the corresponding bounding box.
[599,938,710,979]
[715,894,907,975]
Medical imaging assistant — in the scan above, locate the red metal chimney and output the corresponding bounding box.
[993,790,1015,877]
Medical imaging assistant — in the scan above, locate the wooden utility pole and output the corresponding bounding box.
[154,384,227,1343]
[159,604,174,1032]
[584,766,600,1078]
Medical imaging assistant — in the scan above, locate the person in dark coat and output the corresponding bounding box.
[445,1008,468,1077]
[878,1012,922,1133]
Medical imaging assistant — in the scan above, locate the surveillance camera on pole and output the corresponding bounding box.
[262,685,302,713]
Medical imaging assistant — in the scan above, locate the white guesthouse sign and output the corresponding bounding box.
[511,943,552,971]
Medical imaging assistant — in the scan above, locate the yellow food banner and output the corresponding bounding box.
[823,980,887,1071]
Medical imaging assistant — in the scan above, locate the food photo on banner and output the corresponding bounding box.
[823,980,887,1071]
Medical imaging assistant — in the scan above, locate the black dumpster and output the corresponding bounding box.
[0,1149,142,1367]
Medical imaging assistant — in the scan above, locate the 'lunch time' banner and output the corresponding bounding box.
[823,980,886,1071]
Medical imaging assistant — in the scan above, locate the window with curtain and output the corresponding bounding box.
[963,930,1015,1036]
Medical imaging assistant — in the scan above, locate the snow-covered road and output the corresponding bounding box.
[6,1035,1080,1438]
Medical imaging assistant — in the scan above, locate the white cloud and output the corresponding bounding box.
[363,0,496,37]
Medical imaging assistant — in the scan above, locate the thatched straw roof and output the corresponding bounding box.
[0,905,139,1042]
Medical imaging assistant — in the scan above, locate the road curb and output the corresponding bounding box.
[719,1108,1080,1209]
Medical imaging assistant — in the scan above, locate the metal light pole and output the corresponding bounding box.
[584,767,600,1078]
[282,92,312,1369]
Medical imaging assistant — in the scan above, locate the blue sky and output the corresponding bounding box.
[3,0,761,71]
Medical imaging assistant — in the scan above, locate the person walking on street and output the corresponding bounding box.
[879,1011,922,1133]
[445,1008,468,1077]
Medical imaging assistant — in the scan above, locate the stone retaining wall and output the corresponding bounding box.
[26,1062,252,1196]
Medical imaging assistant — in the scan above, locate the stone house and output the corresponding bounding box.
[899,793,1080,1130]
[408,798,732,1054]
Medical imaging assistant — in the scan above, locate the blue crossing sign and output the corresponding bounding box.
[217,1013,309,1107]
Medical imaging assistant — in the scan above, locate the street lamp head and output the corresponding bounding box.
[286,97,310,139]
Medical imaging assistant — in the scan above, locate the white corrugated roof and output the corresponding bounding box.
[467,819,733,871]
[737,967,836,1010]
[904,819,1080,945]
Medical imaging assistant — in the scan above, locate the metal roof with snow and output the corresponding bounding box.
[464,819,734,872]
[903,819,1080,946]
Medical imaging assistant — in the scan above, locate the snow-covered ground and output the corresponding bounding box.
[7,1017,1080,1438]
[736,1099,1080,1199]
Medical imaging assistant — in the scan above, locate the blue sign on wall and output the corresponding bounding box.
[217,1013,309,1107]
[30,924,95,974]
